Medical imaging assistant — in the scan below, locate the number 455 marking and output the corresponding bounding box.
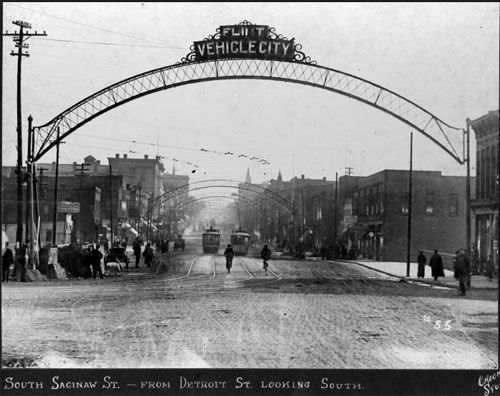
[434,320,452,331]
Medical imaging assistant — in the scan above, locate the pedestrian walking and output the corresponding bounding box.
[261,244,271,275]
[486,254,495,281]
[83,245,93,278]
[2,242,14,282]
[320,245,327,261]
[224,244,235,274]
[91,244,104,279]
[160,239,169,254]
[453,249,471,296]
[429,249,444,281]
[143,243,154,268]
[16,242,28,282]
[133,240,141,268]
[417,251,426,279]
[181,238,185,253]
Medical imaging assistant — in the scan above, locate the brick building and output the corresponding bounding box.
[346,170,473,261]
[470,109,499,272]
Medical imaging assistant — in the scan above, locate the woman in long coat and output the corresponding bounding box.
[429,249,445,281]
[417,251,426,279]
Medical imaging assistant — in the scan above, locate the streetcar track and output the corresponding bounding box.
[165,255,199,281]
[239,257,254,279]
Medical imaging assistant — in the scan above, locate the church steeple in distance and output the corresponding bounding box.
[277,170,282,182]
[245,166,251,183]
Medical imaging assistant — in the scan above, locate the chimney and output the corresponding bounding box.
[301,174,305,179]
[144,155,149,159]
[323,177,326,181]
[115,154,119,158]
[124,154,127,159]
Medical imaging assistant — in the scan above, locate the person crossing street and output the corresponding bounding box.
[224,244,234,274]
[261,244,272,275]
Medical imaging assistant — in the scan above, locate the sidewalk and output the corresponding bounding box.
[344,259,498,290]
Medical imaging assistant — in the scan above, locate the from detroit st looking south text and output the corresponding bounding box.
[3,375,365,391]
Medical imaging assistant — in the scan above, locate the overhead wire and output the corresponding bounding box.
[4,2,173,47]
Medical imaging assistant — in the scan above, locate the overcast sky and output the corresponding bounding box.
[2,2,499,185]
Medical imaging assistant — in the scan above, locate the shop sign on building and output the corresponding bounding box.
[57,201,80,213]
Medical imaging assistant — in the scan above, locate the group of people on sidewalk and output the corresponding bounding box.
[132,239,172,269]
[416,248,490,296]
[224,244,272,275]
[417,250,445,281]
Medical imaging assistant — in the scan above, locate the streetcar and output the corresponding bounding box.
[202,227,220,254]
[230,230,250,256]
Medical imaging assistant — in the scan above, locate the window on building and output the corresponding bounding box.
[45,230,53,243]
[43,204,49,215]
[380,188,385,214]
[401,194,409,215]
[425,192,435,215]
[449,193,458,216]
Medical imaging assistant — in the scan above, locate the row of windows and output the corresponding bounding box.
[476,144,498,200]
[400,193,459,216]
[358,183,385,216]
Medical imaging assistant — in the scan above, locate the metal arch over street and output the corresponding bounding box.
[167,194,274,216]
[32,22,464,164]
[153,179,293,213]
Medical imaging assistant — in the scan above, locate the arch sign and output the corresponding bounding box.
[32,20,464,164]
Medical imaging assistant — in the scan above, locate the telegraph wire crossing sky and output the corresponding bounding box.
[2,2,499,183]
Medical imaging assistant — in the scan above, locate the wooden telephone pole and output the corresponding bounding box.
[3,21,46,250]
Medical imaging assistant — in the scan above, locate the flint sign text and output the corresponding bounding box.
[194,24,294,62]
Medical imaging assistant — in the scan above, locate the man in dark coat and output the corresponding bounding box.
[261,244,272,275]
[133,241,141,268]
[143,243,154,268]
[429,249,445,281]
[224,244,234,274]
[91,244,104,279]
[417,251,426,279]
[453,249,471,295]
[2,242,14,282]
[320,245,327,261]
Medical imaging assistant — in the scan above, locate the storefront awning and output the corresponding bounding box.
[121,222,139,236]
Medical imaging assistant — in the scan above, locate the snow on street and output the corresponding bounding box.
[2,254,497,369]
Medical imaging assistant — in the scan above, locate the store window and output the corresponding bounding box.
[425,192,435,215]
[401,194,409,215]
[449,193,458,216]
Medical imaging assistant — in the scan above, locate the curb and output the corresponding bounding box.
[337,259,498,291]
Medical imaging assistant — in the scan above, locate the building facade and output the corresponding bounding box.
[470,110,499,272]
[349,170,473,261]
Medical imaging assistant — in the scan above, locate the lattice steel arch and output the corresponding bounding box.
[33,59,464,164]
[152,179,293,213]
[167,195,267,216]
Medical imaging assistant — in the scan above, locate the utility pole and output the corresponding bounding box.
[301,189,305,245]
[109,166,114,245]
[406,132,413,278]
[4,21,47,250]
[465,120,471,256]
[52,128,62,246]
[345,167,354,176]
[334,172,338,259]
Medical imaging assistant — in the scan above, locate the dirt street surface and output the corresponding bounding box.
[2,254,498,369]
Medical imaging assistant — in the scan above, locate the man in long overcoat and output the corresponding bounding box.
[454,249,471,295]
[429,249,445,281]
[2,242,14,282]
[417,251,426,279]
